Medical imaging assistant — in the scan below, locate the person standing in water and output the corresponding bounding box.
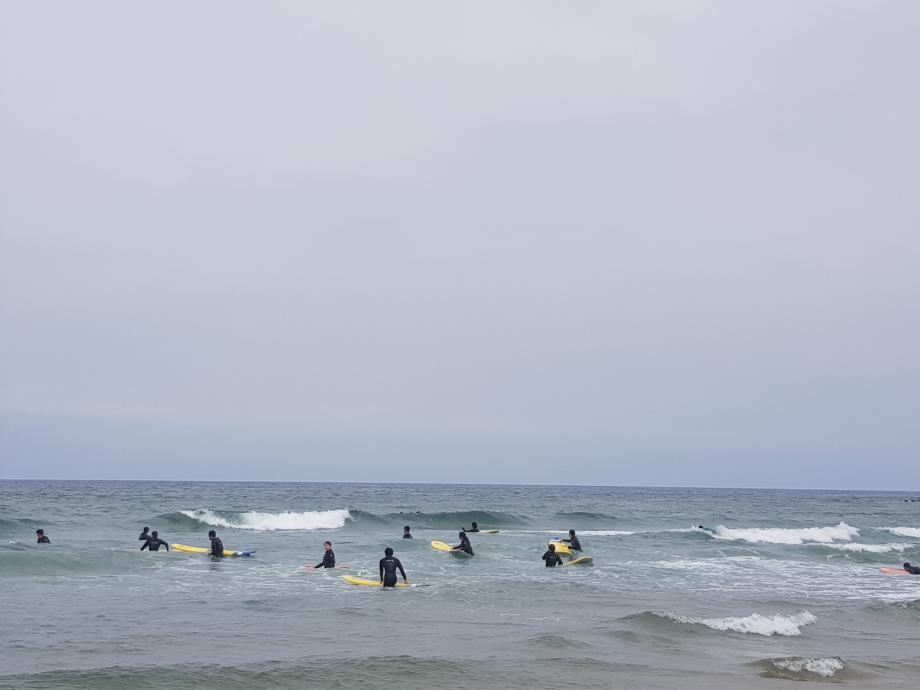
[208,530,224,558]
[561,529,581,551]
[379,547,408,587]
[140,530,169,551]
[402,526,413,539]
[314,541,336,569]
[139,526,150,541]
[542,543,564,567]
[462,521,480,533]
[453,531,474,555]
[36,529,50,544]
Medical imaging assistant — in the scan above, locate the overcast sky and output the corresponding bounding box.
[1,2,918,488]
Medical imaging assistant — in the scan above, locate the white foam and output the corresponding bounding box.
[664,610,817,636]
[712,522,858,545]
[818,542,909,553]
[771,657,844,677]
[886,527,920,539]
[181,509,351,531]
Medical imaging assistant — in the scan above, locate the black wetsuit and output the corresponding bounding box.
[563,535,581,551]
[379,555,407,587]
[141,537,169,552]
[403,532,413,539]
[542,550,564,567]
[209,536,225,557]
[454,536,474,556]
[36,535,50,544]
[463,527,480,533]
[906,565,920,575]
[139,531,150,541]
[315,550,336,569]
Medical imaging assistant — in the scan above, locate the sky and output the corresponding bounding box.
[1,1,918,488]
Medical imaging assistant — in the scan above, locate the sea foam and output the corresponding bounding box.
[886,527,920,539]
[712,522,857,545]
[818,542,909,553]
[663,610,817,636]
[180,509,351,531]
[770,657,844,677]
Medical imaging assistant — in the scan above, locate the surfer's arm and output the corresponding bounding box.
[140,540,149,551]
[396,558,407,580]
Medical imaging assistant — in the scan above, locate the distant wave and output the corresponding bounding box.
[816,542,911,553]
[374,510,527,529]
[756,657,845,679]
[554,511,618,521]
[651,610,817,636]
[164,509,352,531]
[886,527,920,539]
[711,522,858,545]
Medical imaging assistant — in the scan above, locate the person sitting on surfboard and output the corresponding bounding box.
[139,526,150,541]
[903,561,920,574]
[35,529,50,544]
[453,531,474,555]
[208,530,224,558]
[462,522,480,533]
[379,547,408,587]
[403,526,413,539]
[140,530,169,552]
[560,530,581,551]
[542,543,564,567]
[314,541,336,568]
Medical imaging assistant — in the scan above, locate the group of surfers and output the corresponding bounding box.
[32,526,920,580]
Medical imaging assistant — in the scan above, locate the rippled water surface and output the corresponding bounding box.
[2,481,919,688]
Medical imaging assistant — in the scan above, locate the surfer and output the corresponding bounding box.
[698,525,715,534]
[379,547,408,587]
[453,531,474,556]
[403,526,413,539]
[140,530,169,552]
[208,530,224,558]
[560,529,581,551]
[314,541,336,568]
[35,529,50,544]
[462,521,480,533]
[139,526,150,541]
[903,562,920,575]
[542,543,564,567]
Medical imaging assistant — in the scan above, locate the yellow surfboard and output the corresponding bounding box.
[430,540,454,552]
[549,541,572,556]
[341,575,411,589]
[172,543,254,558]
[563,555,594,566]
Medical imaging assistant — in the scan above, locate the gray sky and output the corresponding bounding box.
[1,1,918,488]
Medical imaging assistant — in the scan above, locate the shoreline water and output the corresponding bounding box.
[2,480,919,688]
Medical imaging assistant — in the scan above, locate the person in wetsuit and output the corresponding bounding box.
[141,530,169,551]
[542,543,564,567]
[379,547,407,587]
[462,521,480,533]
[315,541,336,568]
[561,529,581,551]
[139,526,150,541]
[453,531,474,556]
[903,561,920,575]
[208,530,224,557]
[36,529,50,544]
[403,526,413,539]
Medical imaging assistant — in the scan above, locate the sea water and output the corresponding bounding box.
[1,481,919,688]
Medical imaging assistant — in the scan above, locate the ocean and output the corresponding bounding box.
[1,480,918,688]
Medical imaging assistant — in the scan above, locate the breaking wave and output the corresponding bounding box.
[756,656,845,680]
[711,522,858,545]
[642,610,817,636]
[886,527,920,539]
[169,509,352,531]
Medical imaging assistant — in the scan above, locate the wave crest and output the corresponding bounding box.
[886,527,920,539]
[711,522,857,545]
[654,610,817,636]
[176,509,352,531]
